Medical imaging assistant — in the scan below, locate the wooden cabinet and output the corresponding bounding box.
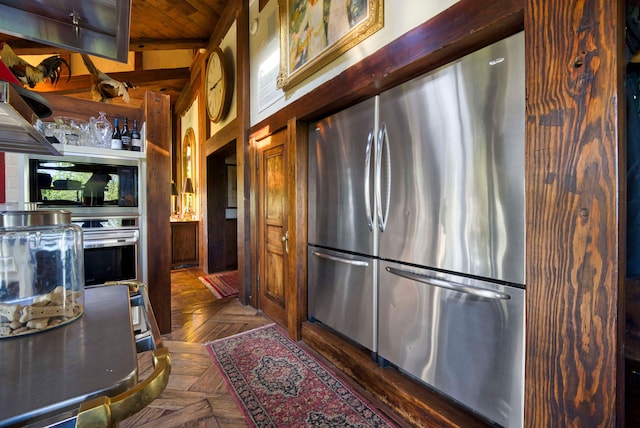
[171,220,199,267]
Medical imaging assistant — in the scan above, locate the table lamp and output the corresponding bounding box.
[182,177,195,220]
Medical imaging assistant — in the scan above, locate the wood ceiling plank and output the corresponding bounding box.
[129,38,207,51]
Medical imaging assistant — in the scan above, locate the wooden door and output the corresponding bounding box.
[257,130,288,327]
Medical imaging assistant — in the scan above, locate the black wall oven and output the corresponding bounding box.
[29,154,143,287]
[28,156,139,212]
[79,218,140,286]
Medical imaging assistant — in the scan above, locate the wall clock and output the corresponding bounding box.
[206,47,230,122]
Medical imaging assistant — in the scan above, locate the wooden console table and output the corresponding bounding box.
[170,220,199,268]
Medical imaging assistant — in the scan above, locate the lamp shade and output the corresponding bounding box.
[171,181,179,196]
[183,177,194,194]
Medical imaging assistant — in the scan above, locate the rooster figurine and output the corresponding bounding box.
[81,54,133,103]
[0,41,70,88]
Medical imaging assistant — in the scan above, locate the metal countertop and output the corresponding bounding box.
[0,285,137,427]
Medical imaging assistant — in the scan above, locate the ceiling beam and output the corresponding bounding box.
[34,67,190,93]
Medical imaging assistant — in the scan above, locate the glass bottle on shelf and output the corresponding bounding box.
[110,117,122,150]
[121,117,131,151]
[131,120,142,152]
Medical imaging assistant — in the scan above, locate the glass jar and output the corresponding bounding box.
[0,210,84,337]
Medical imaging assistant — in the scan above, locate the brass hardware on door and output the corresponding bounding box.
[281,231,289,254]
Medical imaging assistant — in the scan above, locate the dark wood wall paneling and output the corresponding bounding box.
[144,91,172,334]
[246,0,625,425]
[237,1,252,306]
[524,1,624,426]
[285,118,307,340]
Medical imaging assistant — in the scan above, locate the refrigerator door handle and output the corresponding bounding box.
[376,123,391,232]
[385,266,511,300]
[364,130,374,231]
[312,250,370,267]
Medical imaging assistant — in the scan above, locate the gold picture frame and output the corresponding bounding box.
[277,0,383,90]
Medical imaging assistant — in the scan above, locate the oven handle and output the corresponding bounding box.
[84,236,139,248]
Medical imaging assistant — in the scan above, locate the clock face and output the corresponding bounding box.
[206,48,227,122]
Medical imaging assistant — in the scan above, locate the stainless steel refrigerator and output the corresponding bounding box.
[308,32,525,427]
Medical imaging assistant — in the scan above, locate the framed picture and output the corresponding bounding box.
[277,0,383,90]
[227,165,237,208]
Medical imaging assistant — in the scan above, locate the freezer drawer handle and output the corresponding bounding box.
[385,266,511,300]
[312,250,369,266]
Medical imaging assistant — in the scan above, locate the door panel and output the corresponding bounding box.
[308,97,376,255]
[307,247,375,351]
[257,131,287,326]
[378,260,525,428]
[266,246,284,304]
[378,33,525,284]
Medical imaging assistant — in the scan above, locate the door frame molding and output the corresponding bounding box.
[285,118,308,340]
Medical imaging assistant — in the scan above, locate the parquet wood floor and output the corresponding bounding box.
[120,267,271,427]
[120,267,410,428]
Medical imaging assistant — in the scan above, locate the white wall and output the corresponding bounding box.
[180,94,199,143]
[209,21,238,137]
[248,0,459,126]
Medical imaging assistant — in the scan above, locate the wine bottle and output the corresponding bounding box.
[131,120,142,152]
[110,117,122,150]
[121,117,131,150]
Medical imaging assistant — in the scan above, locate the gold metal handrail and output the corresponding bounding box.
[75,347,171,427]
[103,280,141,293]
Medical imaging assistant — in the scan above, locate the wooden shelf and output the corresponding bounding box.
[57,144,147,160]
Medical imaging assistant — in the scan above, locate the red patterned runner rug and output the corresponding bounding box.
[205,324,399,427]
[198,270,239,298]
